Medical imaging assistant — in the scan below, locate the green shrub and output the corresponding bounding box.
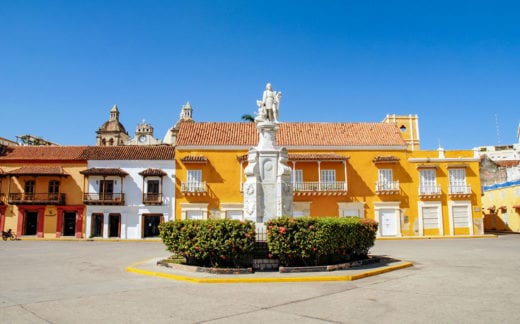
[159,219,255,268]
[266,216,378,267]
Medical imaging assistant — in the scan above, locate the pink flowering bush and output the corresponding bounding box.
[159,219,255,268]
[266,216,378,267]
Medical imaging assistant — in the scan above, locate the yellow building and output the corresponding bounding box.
[173,115,483,238]
[482,180,520,232]
[0,146,87,238]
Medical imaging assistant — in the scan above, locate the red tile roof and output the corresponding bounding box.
[237,153,348,162]
[0,146,175,161]
[495,160,520,168]
[373,155,400,163]
[79,146,175,160]
[176,122,406,147]
[80,168,129,176]
[7,166,69,176]
[0,146,87,161]
[138,168,168,176]
[181,155,209,163]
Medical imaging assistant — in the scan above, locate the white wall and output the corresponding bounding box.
[84,159,175,239]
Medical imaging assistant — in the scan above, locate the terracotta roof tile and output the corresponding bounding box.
[289,153,349,161]
[80,168,129,176]
[0,146,87,161]
[7,166,68,176]
[138,168,168,176]
[237,153,348,162]
[495,160,520,168]
[181,155,208,163]
[176,122,406,147]
[80,146,175,160]
[373,155,400,163]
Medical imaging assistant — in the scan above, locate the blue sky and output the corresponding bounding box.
[1,0,519,150]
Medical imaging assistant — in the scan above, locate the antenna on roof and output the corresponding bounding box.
[495,113,501,145]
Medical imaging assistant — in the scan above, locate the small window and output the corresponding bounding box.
[226,210,243,220]
[147,180,160,194]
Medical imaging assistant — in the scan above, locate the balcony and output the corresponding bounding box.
[83,193,125,205]
[181,182,207,196]
[418,185,442,199]
[375,181,400,195]
[143,193,163,205]
[293,181,347,196]
[448,185,472,199]
[8,193,66,205]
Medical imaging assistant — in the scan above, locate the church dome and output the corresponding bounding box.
[96,104,128,135]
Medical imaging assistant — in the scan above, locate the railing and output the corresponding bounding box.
[418,185,442,196]
[181,182,207,193]
[83,193,125,205]
[293,181,346,191]
[375,181,400,193]
[8,193,66,205]
[448,185,472,195]
[143,193,162,205]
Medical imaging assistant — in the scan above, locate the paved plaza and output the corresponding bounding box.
[1,235,520,323]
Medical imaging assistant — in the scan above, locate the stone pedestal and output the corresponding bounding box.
[243,121,293,226]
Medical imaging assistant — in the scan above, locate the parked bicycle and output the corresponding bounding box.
[2,229,17,241]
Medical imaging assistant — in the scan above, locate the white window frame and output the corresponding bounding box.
[449,168,467,194]
[187,170,202,191]
[378,169,393,190]
[220,203,244,221]
[293,169,303,191]
[293,202,311,218]
[418,201,443,236]
[338,202,365,218]
[373,202,401,237]
[448,200,473,235]
[320,169,336,183]
[419,169,437,194]
[180,203,208,220]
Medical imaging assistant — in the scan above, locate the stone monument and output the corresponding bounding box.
[243,83,293,226]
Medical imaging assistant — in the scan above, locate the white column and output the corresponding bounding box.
[120,212,126,239]
[103,212,109,239]
[317,161,321,190]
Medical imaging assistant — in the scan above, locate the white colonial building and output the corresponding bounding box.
[80,146,175,239]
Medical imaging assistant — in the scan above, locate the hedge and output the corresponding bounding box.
[159,219,255,268]
[266,217,378,267]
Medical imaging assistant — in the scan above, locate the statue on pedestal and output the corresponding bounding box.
[255,83,282,123]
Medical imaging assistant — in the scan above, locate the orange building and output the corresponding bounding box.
[0,146,87,238]
[173,115,483,237]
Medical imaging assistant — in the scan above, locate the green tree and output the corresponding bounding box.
[241,114,255,122]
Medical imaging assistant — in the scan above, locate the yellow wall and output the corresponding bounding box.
[0,162,86,237]
[482,182,520,232]
[175,147,483,237]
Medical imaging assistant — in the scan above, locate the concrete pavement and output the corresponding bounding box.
[1,235,520,323]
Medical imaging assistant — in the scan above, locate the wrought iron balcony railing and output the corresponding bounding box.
[375,181,400,194]
[448,185,472,196]
[181,182,207,195]
[418,185,442,198]
[293,181,347,191]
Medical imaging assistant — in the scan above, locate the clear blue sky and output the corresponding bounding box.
[1,0,519,150]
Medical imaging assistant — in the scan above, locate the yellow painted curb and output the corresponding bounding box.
[126,259,413,284]
[377,234,497,240]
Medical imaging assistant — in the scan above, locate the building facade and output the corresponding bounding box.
[0,146,87,238]
[80,146,175,239]
[173,119,483,237]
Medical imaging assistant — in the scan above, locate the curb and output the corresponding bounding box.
[377,234,497,240]
[125,259,413,284]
